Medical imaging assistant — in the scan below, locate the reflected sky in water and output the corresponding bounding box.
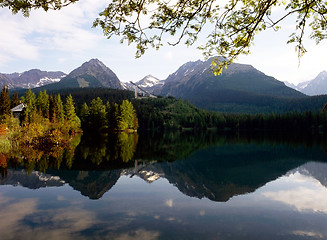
[1,137,327,239]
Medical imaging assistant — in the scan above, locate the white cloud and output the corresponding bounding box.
[165,199,174,207]
[263,172,327,213]
[0,0,105,69]
[0,12,39,62]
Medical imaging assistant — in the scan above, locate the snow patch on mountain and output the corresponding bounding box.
[137,75,164,88]
[285,71,327,95]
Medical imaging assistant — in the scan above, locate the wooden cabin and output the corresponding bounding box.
[10,103,26,118]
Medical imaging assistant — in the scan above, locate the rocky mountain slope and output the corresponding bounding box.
[36,59,123,91]
[123,75,164,93]
[4,69,66,89]
[0,73,12,88]
[154,57,305,112]
[297,71,327,96]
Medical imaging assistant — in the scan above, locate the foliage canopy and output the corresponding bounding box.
[2,0,327,73]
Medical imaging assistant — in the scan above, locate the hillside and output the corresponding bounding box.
[156,58,306,113]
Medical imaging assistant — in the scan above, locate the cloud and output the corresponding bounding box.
[292,230,324,238]
[0,0,106,68]
[0,194,38,240]
[109,229,160,240]
[0,12,39,62]
[262,172,327,213]
[165,199,173,208]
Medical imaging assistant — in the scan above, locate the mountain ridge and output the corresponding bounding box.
[153,57,306,112]
[4,69,66,89]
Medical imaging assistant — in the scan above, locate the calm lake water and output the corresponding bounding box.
[1,131,327,240]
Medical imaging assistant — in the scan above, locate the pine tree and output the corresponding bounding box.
[10,93,20,109]
[49,94,56,122]
[120,100,138,130]
[65,94,80,131]
[108,102,118,130]
[89,97,107,130]
[54,94,65,126]
[36,90,49,118]
[80,102,90,129]
[0,86,11,116]
[24,88,36,122]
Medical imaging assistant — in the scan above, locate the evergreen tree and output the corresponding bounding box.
[36,90,49,118]
[108,102,119,130]
[23,88,36,122]
[89,97,107,130]
[65,94,80,131]
[80,102,90,129]
[10,93,20,109]
[118,100,138,130]
[0,86,11,116]
[49,94,56,122]
[54,94,65,125]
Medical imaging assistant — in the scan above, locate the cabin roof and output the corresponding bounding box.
[11,103,26,112]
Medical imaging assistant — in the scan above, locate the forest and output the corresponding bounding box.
[1,86,327,175]
[4,87,327,134]
[0,87,138,160]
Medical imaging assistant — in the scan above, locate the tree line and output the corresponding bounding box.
[132,96,327,135]
[2,86,327,136]
[80,97,138,132]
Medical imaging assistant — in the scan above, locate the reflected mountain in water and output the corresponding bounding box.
[289,161,327,187]
[2,131,327,201]
[49,169,122,199]
[133,144,324,202]
[0,169,65,189]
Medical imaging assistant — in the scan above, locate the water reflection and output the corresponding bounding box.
[0,132,327,239]
[263,162,327,214]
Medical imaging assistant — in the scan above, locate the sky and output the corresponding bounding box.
[0,0,326,85]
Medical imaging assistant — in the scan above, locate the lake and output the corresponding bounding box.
[1,131,327,240]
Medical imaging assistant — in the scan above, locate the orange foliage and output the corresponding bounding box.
[0,124,7,136]
[0,154,7,168]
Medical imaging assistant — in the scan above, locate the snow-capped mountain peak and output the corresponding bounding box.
[136,75,163,88]
[285,70,327,96]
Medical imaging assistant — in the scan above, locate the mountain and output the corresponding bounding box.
[47,169,122,200]
[289,161,327,187]
[156,58,306,113]
[59,59,122,89]
[0,73,12,88]
[0,169,65,189]
[37,59,123,91]
[300,71,327,96]
[4,69,66,89]
[285,71,327,96]
[134,75,165,93]
[122,75,164,93]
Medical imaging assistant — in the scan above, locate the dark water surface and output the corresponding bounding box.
[1,131,327,239]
